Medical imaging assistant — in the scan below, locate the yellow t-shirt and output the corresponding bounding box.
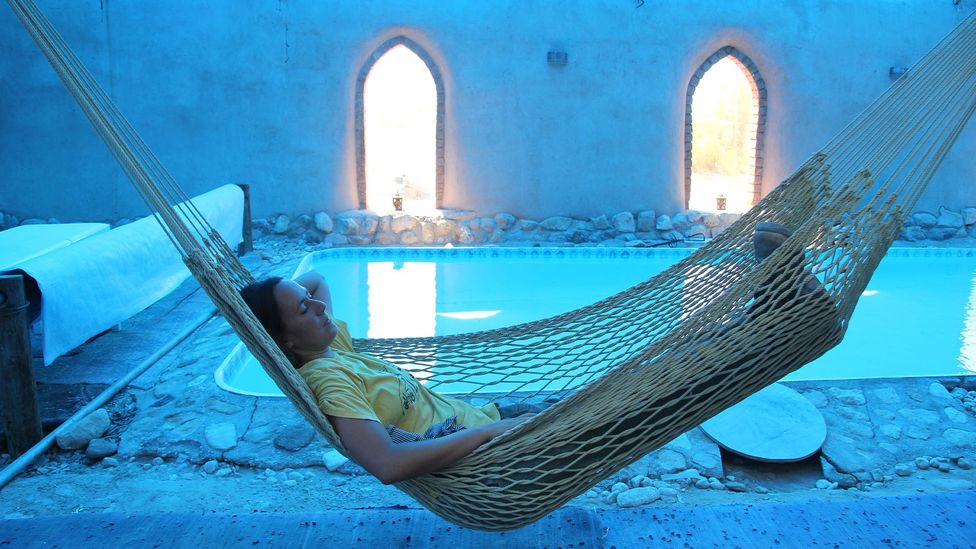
[299,319,500,434]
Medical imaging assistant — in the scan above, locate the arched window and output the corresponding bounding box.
[356,37,445,213]
[684,47,767,213]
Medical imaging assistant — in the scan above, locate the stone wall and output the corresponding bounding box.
[248,205,976,247]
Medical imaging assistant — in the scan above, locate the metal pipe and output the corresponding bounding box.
[0,307,216,490]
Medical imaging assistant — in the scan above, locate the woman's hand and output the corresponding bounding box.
[480,413,535,441]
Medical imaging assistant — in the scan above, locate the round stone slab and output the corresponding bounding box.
[701,383,826,462]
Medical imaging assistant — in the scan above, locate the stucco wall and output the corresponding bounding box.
[2,0,975,221]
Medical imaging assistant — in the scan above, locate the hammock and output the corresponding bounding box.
[9,0,976,531]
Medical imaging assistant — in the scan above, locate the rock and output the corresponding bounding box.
[670,212,691,231]
[902,227,927,241]
[273,215,290,234]
[636,211,656,232]
[820,457,858,488]
[611,212,635,233]
[85,438,118,459]
[828,388,866,406]
[584,215,608,230]
[611,481,629,494]
[927,226,959,241]
[273,424,316,452]
[963,207,976,225]
[661,468,704,485]
[957,457,973,470]
[616,487,660,508]
[540,216,573,231]
[655,215,673,231]
[802,390,829,408]
[879,424,902,440]
[323,450,348,472]
[943,428,976,447]
[703,213,721,228]
[101,457,120,468]
[205,397,244,416]
[928,382,951,400]
[912,212,937,228]
[494,213,516,230]
[517,219,539,232]
[945,407,969,424]
[708,478,725,490]
[650,448,686,475]
[325,233,349,246]
[725,481,747,492]
[684,224,706,238]
[204,423,238,451]
[313,212,333,233]
[937,207,964,229]
[56,409,111,450]
[694,478,710,489]
[872,387,901,405]
[894,463,912,476]
[336,218,359,235]
[915,457,931,470]
[629,475,648,488]
[457,226,475,244]
[202,460,220,474]
[815,479,832,489]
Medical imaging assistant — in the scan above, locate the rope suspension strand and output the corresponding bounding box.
[9,0,976,530]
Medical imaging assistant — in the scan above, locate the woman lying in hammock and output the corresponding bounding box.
[240,272,539,484]
[240,221,819,484]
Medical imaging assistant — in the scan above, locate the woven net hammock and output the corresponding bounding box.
[10,0,976,531]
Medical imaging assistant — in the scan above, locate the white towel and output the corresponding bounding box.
[11,184,244,365]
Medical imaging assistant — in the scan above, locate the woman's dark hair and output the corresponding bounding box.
[240,276,286,342]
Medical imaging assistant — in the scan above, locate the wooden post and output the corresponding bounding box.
[237,183,253,256]
[0,275,43,458]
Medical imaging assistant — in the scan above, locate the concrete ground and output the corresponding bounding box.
[1,235,975,546]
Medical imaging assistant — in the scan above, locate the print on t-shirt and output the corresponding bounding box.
[391,365,419,412]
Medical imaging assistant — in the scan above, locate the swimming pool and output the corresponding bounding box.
[215,246,976,396]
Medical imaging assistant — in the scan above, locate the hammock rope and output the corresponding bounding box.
[9,0,976,530]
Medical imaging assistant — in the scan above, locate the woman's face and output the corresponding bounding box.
[273,279,339,356]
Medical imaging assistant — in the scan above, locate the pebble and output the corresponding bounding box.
[215,467,233,477]
[916,457,931,470]
[815,479,832,489]
[616,487,660,508]
[151,457,164,466]
[725,481,748,493]
[754,486,770,494]
[287,471,304,482]
[202,460,220,474]
[694,479,710,489]
[611,482,629,494]
[958,457,974,470]
[708,479,725,490]
[323,450,348,472]
[55,409,111,450]
[895,463,912,477]
[101,457,120,468]
[85,438,118,459]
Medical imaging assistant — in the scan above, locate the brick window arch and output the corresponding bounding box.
[684,46,767,210]
[355,36,446,210]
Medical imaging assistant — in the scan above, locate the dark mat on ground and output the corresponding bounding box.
[2,491,973,548]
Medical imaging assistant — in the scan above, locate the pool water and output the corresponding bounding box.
[216,247,976,396]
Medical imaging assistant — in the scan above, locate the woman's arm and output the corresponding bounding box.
[328,414,533,484]
[295,271,334,316]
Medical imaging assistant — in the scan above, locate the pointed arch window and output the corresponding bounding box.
[684,47,767,213]
[356,38,445,213]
